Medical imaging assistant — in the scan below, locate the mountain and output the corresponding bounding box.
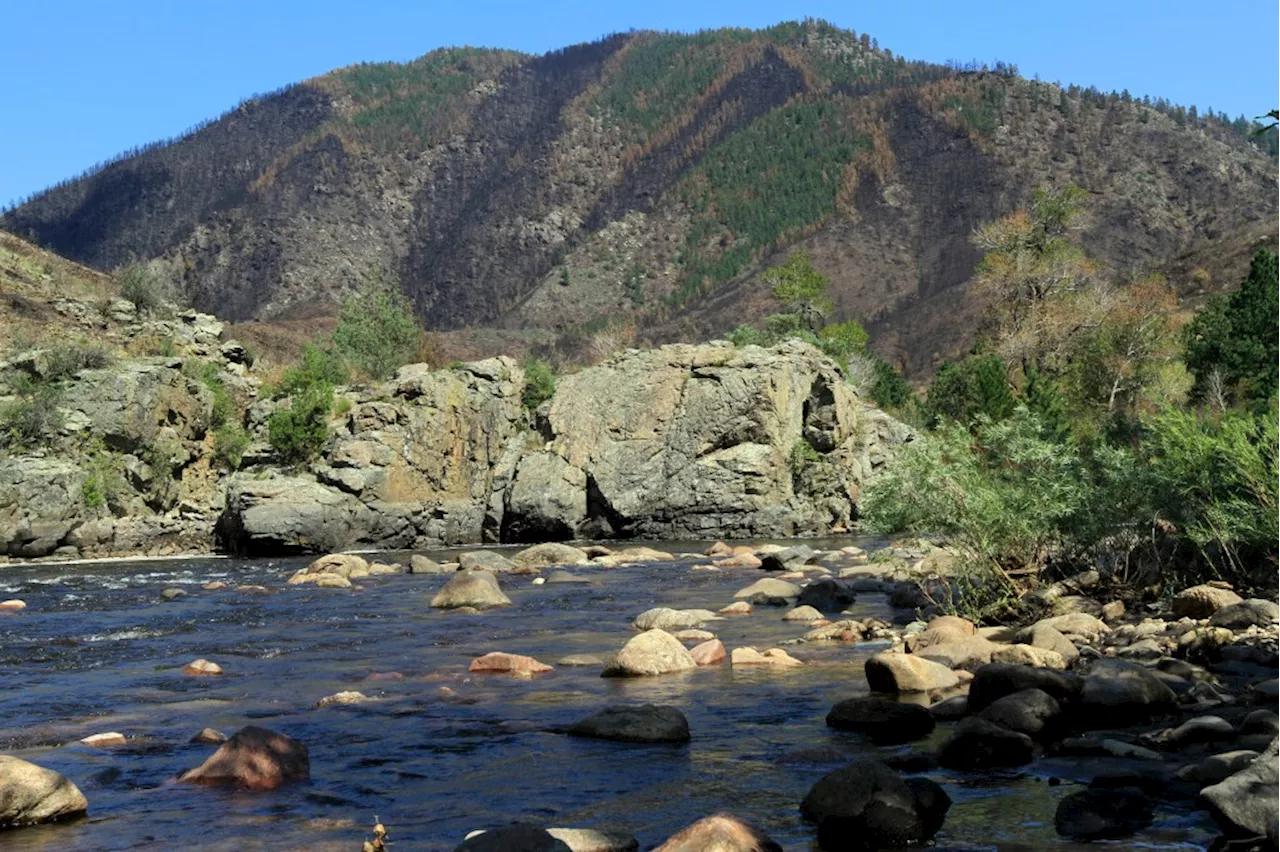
[3,21,1276,376]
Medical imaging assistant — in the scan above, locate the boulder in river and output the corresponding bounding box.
[1078,659,1177,725]
[782,605,824,622]
[654,813,781,851]
[602,630,696,677]
[633,607,718,631]
[800,759,951,849]
[288,553,370,585]
[990,643,1068,670]
[0,755,89,827]
[977,688,1062,739]
[178,725,309,790]
[937,717,1035,770]
[183,658,223,676]
[458,550,518,573]
[512,542,591,571]
[795,578,857,613]
[1200,736,1278,841]
[864,652,959,694]
[410,554,454,574]
[1055,788,1154,840]
[761,545,816,572]
[690,639,726,666]
[457,826,573,852]
[730,647,803,667]
[469,652,553,677]
[430,569,511,610]
[966,663,1081,711]
[733,578,800,605]
[567,705,690,743]
[1208,599,1280,630]
[825,696,936,744]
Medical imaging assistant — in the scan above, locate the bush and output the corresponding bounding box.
[118,263,175,316]
[183,359,234,429]
[213,423,251,470]
[0,382,64,451]
[274,344,349,399]
[331,268,425,380]
[80,446,126,511]
[44,343,111,381]
[522,357,556,410]
[268,384,334,465]
[869,357,914,409]
[925,354,1015,428]
[790,437,822,474]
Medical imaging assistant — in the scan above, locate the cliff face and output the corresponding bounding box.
[3,22,1275,375]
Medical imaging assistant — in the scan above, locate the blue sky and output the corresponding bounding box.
[3,0,1276,207]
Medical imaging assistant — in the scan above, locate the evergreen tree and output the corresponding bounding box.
[1184,249,1279,407]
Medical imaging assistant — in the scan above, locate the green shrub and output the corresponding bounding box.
[183,359,234,429]
[0,382,64,451]
[80,447,126,511]
[331,268,425,380]
[44,343,111,381]
[118,263,175,316]
[213,423,251,470]
[269,384,334,465]
[275,344,349,399]
[869,358,914,409]
[522,357,556,410]
[925,354,1015,428]
[790,438,822,474]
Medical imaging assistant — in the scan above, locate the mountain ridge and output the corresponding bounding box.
[3,20,1275,375]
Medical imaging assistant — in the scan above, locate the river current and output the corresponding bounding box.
[0,541,1218,850]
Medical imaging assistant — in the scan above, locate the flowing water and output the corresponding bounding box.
[0,541,1218,851]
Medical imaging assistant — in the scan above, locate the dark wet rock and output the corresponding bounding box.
[0,755,89,827]
[1054,788,1154,840]
[654,813,781,851]
[1240,710,1279,738]
[178,725,309,790]
[928,696,968,720]
[1209,599,1280,630]
[1201,737,1279,840]
[567,705,690,744]
[1178,750,1260,784]
[1078,659,1177,725]
[826,696,936,744]
[937,717,1035,770]
[799,759,950,849]
[795,578,858,613]
[457,825,573,852]
[966,663,1081,712]
[776,745,850,765]
[761,545,815,572]
[429,569,511,610]
[977,688,1062,739]
[1162,715,1236,747]
[881,752,939,773]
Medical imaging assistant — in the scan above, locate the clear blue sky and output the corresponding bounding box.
[3,0,1276,207]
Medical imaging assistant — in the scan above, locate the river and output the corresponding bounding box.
[0,541,1219,850]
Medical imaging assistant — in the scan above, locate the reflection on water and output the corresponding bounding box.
[0,543,1217,851]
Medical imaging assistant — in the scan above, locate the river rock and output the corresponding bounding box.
[966,664,1081,711]
[557,655,604,667]
[1078,659,1177,725]
[0,599,26,610]
[316,690,368,707]
[714,552,763,568]
[469,652,553,677]
[1209,599,1280,629]
[761,544,816,572]
[602,630,696,677]
[459,550,517,573]
[0,755,89,827]
[730,647,802,667]
[928,615,978,635]
[1201,737,1279,839]
[430,569,511,610]
[864,652,959,694]
[794,578,857,613]
[654,813,780,852]
[937,717,1035,770]
[183,658,223,675]
[633,607,718,631]
[79,732,126,748]
[567,705,690,743]
[990,644,1068,670]
[977,688,1061,739]
[1034,612,1110,643]
[1177,750,1260,784]
[782,605,824,622]
[800,759,951,849]
[410,554,454,574]
[545,828,638,852]
[457,826,573,852]
[512,542,591,571]
[673,629,715,642]
[733,578,800,605]
[916,636,998,671]
[719,601,752,615]
[805,620,863,641]
[1172,584,1244,618]
[690,639,726,666]
[1241,710,1280,738]
[1014,623,1079,664]
[825,696,936,744]
[191,728,227,744]
[1055,788,1154,840]
[178,726,309,790]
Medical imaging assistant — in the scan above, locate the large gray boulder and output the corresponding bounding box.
[430,569,512,610]
[1201,737,1279,840]
[800,759,951,849]
[977,688,1062,739]
[1078,659,1177,725]
[501,452,588,541]
[0,755,89,827]
[0,456,88,557]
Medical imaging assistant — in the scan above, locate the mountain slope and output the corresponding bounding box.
[3,21,1275,375]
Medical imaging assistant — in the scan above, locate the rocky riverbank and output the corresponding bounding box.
[3,539,1274,848]
[1,306,910,561]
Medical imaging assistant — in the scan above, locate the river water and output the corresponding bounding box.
[0,541,1218,851]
